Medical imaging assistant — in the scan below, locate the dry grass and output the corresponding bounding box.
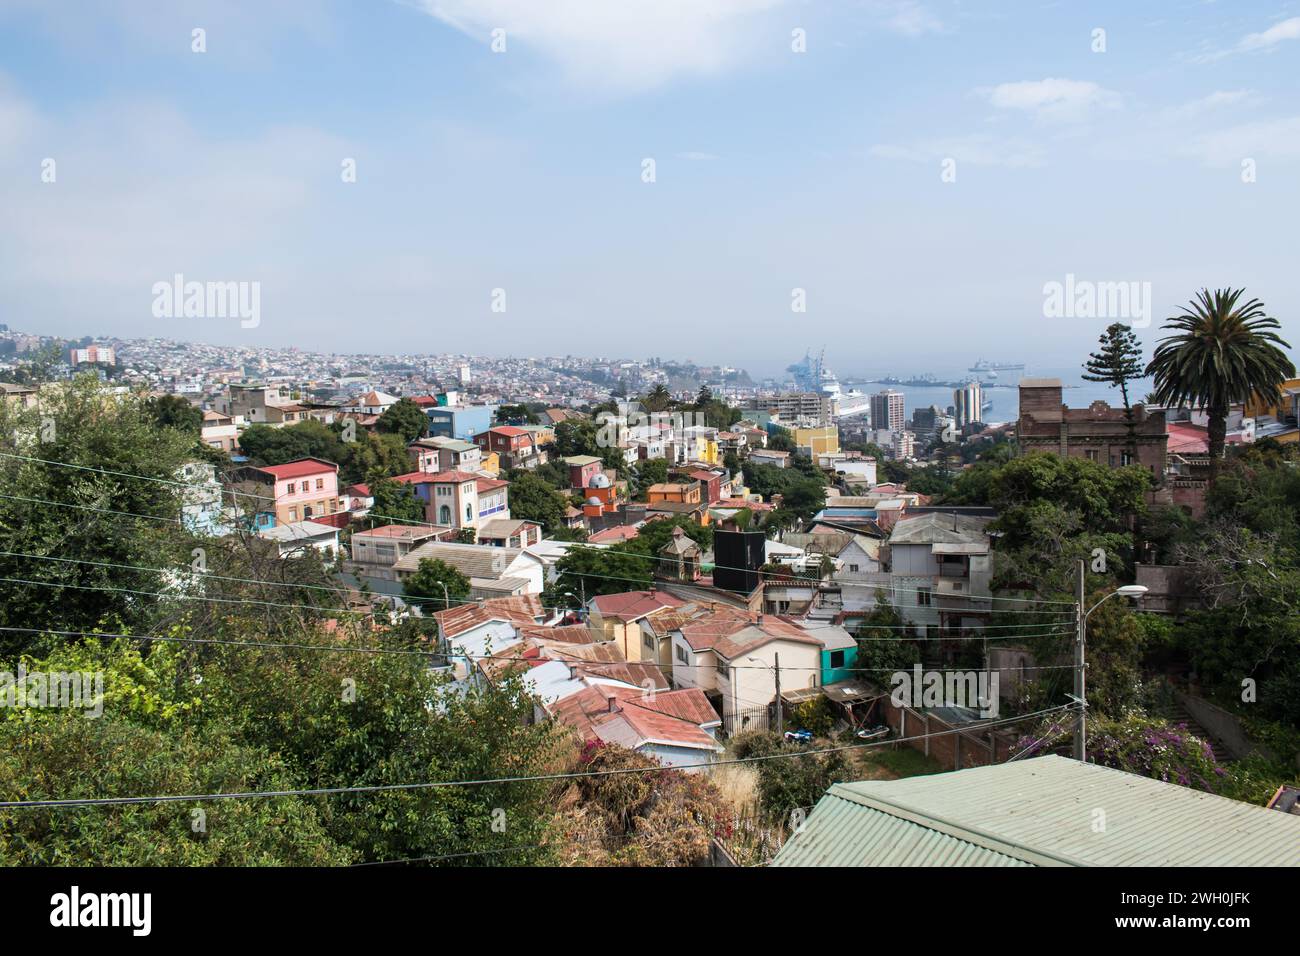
[710,762,759,810]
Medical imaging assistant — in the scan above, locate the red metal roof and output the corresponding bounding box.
[256,458,338,480]
[590,589,686,620]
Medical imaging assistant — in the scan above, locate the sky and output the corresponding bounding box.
[0,0,1297,380]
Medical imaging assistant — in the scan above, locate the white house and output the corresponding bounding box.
[887,512,993,635]
[258,520,340,559]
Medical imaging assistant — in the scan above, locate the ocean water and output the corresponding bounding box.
[847,367,1154,427]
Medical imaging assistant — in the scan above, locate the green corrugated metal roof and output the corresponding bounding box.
[772,755,1300,867]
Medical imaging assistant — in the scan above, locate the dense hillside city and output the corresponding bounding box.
[1,1,1296,935]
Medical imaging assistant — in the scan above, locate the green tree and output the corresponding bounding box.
[368,476,426,525]
[495,404,539,425]
[1146,288,1294,480]
[1081,322,1145,449]
[239,419,343,467]
[642,383,672,414]
[376,398,428,442]
[854,600,922,671]
[548,545,651,607]
[506,471,567,534]
[402,557,470,612]
[766,431,796,453]
[145,394,204,434]
[0,377,196,653]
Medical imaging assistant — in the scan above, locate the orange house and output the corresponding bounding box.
[646,482,701,505]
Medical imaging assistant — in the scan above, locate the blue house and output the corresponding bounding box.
[805,624,859,685]
[426,405,497,441]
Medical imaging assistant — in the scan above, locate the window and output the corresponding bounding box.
[288,507,298,521]
[1121,451,1133,466]
[849,564,859,573]
[316,478,324,490]
[1084,450,1098,462]
[675,644,687,664]
[830,650,845,668]
[286,482,296,494]
[643,631,655,651]
[918,588,932,607]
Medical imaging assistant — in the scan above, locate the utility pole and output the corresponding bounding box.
[1074,559,1087,761]
[774,653,783,736]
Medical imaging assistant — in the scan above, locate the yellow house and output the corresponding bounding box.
[1244,379,1300,444]
[479,450,501,475]
[685,434,720,465]
[790,426,840,458]
[587,590,684,663]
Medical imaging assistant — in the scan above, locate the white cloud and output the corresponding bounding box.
[878,1,945,37]
[413,0,790,92]
[1239,16,1300,52]
[981,78,1122,122]
[1191,15,1300,63]
[870,134,1046,168]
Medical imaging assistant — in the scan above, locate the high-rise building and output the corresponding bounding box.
[871,389,905,432]
[954,382,983,428]
[912,404,942,435]
[745,392,831,427]
[69,345,115,366]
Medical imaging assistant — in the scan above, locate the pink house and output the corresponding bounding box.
[249,458,342,525]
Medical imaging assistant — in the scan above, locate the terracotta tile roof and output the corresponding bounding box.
[590,589,685,621]
[476,477,509,492]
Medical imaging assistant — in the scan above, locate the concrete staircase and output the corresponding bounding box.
[1161,700,1230,764]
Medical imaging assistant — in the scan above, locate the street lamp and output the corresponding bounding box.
[564,591,585,621]
[1074,563,1147,761]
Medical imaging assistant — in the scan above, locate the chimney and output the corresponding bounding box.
[756,612,764,626]
[606,694,618,713]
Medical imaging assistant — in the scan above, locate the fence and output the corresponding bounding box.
[723,705,773,737]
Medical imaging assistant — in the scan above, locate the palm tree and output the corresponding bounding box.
[1146,288,1294,480]
[643,383,672,414]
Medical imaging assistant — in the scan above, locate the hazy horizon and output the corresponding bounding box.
[2,1,1297,370]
